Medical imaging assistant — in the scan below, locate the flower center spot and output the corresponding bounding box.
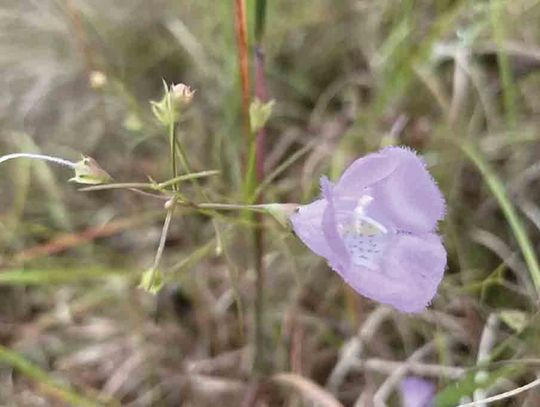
[341,197,389,269]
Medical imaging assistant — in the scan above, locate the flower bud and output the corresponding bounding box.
[138,267,164,294]
[249,98,275,133]
[69,156,112,185]
[151,82,195,126]
[89,70,107,89]
[170,83,195,106]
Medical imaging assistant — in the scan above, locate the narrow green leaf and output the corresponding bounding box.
[461,142,540,295]
[0,345,110,406]
[0,268,126,285]
[434,365,521,406]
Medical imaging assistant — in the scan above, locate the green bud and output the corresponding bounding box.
[249,98,275,133]
[69,156,112,185]
[138,267,164,294]
[170,83,195,106]
[123,112,143,132]
[89,70,107,89]
[151,82,195,126]
[264,203,299,229]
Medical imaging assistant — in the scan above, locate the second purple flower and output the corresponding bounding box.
[290,146,447,313]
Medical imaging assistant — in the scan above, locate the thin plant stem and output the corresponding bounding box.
[78,170,220,192]
[146,206,175,287]
[253,143,313,202]
[457,376,540,406]
[0,153,76,168]
[79,182,152,191]
[233,0,251,139]
[254,0,267,43]
[159,170,220,189]
[251,0,270,375]
[188,202,267,212]
[174,139,225,253]
[166,92,178,190]
[153,207,174,270]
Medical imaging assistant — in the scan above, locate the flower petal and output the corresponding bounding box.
[320,177,351,272]
[334,150,399,197]
[341,233,446,313]
[290,199,332,259]
[400,377,436,407]
[371,147,445,233]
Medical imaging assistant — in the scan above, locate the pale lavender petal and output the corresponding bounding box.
[290,199,332,259]
[320,177,351,272]
[371,147,445,233]
[289,146,447,314]
[342,233,446,313]
[400,377,435,407]
[334,150,399,196]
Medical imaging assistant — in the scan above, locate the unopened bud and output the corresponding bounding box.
[249,98,275,133]
[151,82,195,126]
[69,156,112,185]
[89,70,107,89]
[138,267,164,294]
[164,198,175,210]
[170,83,195,106]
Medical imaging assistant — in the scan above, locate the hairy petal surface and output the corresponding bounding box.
[342,233,446,313]
[334,151,399,197]
[290,199,331,259]
[290,147,447,313]
[371,147,445,233]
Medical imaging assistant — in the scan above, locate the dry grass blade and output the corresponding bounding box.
[272,373,344,407]
[11,211,162,264]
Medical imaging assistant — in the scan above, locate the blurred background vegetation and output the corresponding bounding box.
[2,0,540,405]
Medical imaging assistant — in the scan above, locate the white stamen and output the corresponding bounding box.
[342,196,389,269]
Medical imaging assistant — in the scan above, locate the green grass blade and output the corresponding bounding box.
[434,364,522,406]
[0,345,111,406]
[461,142,540,294]
[0,268,127,286]
[490,0,518,127]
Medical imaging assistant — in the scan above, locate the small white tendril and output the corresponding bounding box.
[0,153,76,169]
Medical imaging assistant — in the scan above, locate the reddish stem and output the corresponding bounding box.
[233,0,251,139]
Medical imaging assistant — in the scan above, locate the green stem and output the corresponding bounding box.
[153,206,175,270]
[158,170,220,189]
[79,182,153,191]
[254,0,267,43]
[169,120,178,190]
[174,139,225,255]
[189,202,268,212]
[78,170,220,192]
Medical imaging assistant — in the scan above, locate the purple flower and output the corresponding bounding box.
[290,147,446,313]
[400,377,436,407]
